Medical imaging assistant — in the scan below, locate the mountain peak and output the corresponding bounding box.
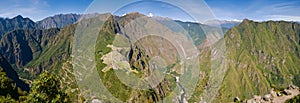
[241,18,253,23]
[37,13,81,29]
[13,15,24,19]
[11,15,33,22]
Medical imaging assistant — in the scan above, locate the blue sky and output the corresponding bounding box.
[0,0,299,22]
[206,0,300,21]
[0,0,93,21]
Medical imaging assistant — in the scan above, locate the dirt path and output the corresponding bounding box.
[243,85,299,103]
[272,89,299,103]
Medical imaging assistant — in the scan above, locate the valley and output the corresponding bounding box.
[0,13,299,103]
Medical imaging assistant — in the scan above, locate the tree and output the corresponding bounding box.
[25,71,69,103]
[0,67,26,101]
[286,94,300,103]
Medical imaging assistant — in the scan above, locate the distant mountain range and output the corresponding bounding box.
[0,14,80,36]
[0,15,36,38]
[37,14,81,29]
[0,13,299,102]
[204,19,241,29]
[0,13,218,72]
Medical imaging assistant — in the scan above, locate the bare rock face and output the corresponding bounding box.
[37,14,81,29]
[0,15,37,38]
[0,28,60,69]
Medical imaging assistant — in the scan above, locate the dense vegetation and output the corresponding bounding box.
[25,71,69,103]
[0,67,26,102]
[0,67,69,102]
[217,19,300,102]
[93,13,178,102]
[286,94,300,103]
[0,13,299,102]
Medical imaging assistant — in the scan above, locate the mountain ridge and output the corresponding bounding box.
[37,14,81,29]
[204,19,241,28]
[216,19,300,102]
[0,15,37,38]
[0,13,299,102]
[0,28,60,71]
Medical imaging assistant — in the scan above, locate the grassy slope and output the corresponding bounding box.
[94,13,179,102]
[24,24,75,78]
[11,14,300,103]
[216,20,300,102]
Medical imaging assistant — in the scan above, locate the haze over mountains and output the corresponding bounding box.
[0,13,299,102]
[37,14,81,29]
[204,19,241,29]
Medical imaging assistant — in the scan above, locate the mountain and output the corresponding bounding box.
[0,15,37,38]
[0,54,29,92]
[22,12,211,102]
[0,13,104,79]
[37,14,81,29]
[0,13,299,102]
[0,28,60,73]
[0,14,80,38]
[0,14,80,72]
[77,12,223,102]
[215,19,300,102]
[24,24,74,78]
[95,13,177,102]
[204,19,241,29]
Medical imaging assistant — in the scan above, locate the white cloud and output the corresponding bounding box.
[256,1,300,15]
[231,19,243,22]
[265,15,300,21]
[148,12,153,17]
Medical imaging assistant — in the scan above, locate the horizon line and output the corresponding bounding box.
[1,12,300,23]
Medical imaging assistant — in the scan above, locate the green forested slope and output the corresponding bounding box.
[216,19,300,102]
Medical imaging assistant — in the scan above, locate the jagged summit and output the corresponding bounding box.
[240,18,254,24]
[11,15,33,22]
[37,13,81,29]
[14,15,23,19]
[0,15,36,38]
